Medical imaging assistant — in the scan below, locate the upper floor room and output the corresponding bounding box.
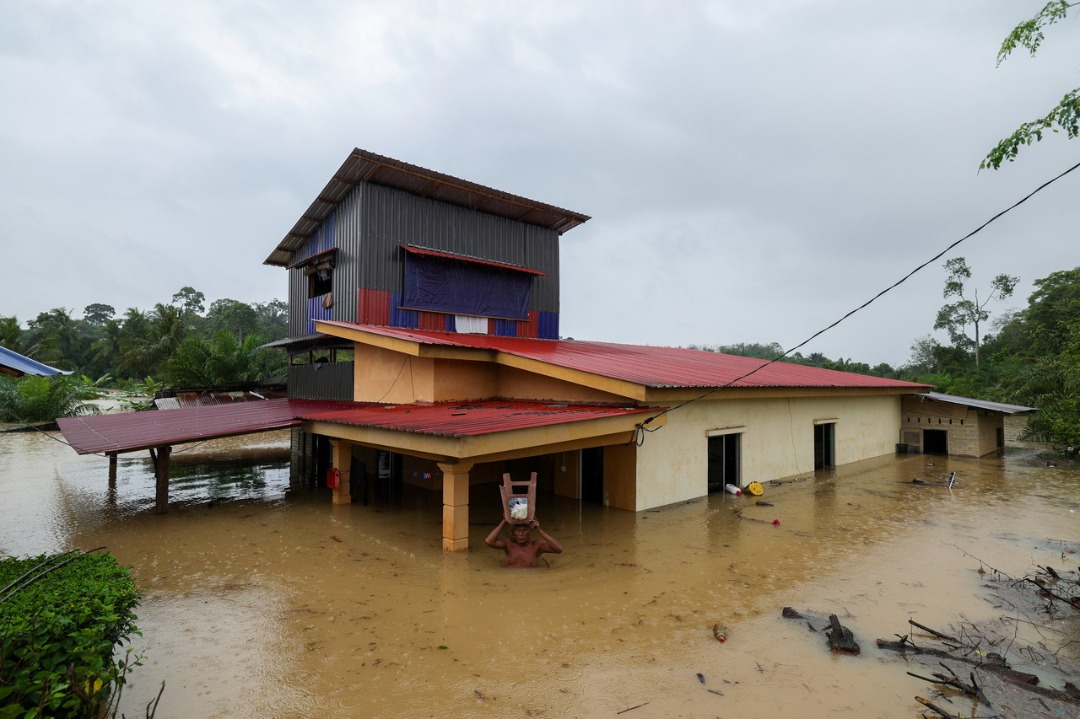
[264,149,590,347]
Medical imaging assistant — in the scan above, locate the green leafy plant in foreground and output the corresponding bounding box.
[0,552,143,718]
[0,375,100,424]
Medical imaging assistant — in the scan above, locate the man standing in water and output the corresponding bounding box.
[485,518,563,568]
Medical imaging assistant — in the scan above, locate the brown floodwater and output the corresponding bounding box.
[1,427,1077,718]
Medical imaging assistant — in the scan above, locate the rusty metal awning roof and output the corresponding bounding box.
[318,322,933,392]
[57,398,356,455]
[401,244,546,275]
[58,397,654,456]
[300,400,655,437]
[264,148,591,267]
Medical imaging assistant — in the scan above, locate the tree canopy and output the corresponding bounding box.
[983,1,1080,169]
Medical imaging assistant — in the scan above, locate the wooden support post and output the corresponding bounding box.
[107,453,118,506]
[329,439,352,505]
[153,445,171,514]
[438,461,474,552]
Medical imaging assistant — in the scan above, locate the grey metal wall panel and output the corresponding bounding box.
[287,363,354,400]
[523,224,560,312]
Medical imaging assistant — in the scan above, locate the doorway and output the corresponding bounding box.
[923,429,948,455]
[708,433,740,492]
[814,422,835,470]
[581,447,604,504]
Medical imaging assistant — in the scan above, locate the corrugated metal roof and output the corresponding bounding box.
[320,322,932,391]
[58,398,356,455]
[57,397,651,456]
[0,345,68,377]
[924,392,1037,415]
[402,244,546,276]
[265,148,591,267]
[301,400,654,437]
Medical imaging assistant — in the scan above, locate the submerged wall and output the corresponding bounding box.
[634,394,902,511]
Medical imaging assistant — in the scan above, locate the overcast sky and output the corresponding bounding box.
[2,0,1077,367]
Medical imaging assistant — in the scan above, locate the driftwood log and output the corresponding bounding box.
[825,614,860,654]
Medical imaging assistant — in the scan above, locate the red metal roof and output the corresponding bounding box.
[321,322,931,391]
[402,244,545,275]
[58,397,652,456]
[57,398,356,455]
[300,400,654,437]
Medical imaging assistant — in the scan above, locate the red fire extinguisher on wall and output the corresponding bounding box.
[326,467,340,490]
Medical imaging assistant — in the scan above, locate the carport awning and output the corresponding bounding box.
[58,398,357,455]
[58,398,660,456]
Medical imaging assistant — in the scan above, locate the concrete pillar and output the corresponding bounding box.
[329,439,353,505]
[438,461,474,552]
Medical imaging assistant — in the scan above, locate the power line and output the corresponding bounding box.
[642,157,1080,427]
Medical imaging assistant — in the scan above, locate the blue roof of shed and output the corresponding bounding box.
[0,345,68,377]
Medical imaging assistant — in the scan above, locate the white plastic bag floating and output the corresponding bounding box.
[508,498,528,520]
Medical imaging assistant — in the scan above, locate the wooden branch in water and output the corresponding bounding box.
[1025,577,1080,607]
[616,702,649,714]
[915,696,959,719]
[908,619,957,642]
[905,665,991,707]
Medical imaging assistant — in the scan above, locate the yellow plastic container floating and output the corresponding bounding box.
[746,481,764,496]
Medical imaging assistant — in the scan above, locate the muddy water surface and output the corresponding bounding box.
[1,429,1077,718]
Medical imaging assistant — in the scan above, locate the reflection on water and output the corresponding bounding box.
[1,428,1077,718]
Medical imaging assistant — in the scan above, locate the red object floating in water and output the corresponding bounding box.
[772,519,781,525]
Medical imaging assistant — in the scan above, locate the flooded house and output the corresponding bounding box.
[261,148,934,551]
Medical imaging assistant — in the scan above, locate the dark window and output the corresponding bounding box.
[308,265,332,298]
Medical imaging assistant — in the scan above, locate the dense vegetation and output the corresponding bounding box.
[1,287,287,389]
[691,262,1080,451]
[0,551,142,719]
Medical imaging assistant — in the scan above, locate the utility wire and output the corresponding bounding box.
[642,157,1080,428]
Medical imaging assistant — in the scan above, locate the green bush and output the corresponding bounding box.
[0,552,141,718]
[0,375,99,424]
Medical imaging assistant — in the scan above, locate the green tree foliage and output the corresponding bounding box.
[933,257,1018,367]
[983,1,1080,169]
[162,331,285,388]
[171,286,205,315]
[985,266,1080,448]
[81,303,115,326]
[0,375,99,424]
[204,298,259,341]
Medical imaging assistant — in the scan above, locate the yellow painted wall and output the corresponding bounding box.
[633,395,902,511]
[354,344,435,403]
[432,359,499,401]
[496,366,627,403]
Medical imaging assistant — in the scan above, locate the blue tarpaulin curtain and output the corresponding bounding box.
[402,255,532,320]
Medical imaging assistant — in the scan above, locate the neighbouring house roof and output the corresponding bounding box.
[922,392,1037,415]
[264,148,591,267]
[0,345,68,377]
[57,397,655,456]
[317,322,932,393]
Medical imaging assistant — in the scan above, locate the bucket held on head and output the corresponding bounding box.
[500,472,537,524]
[724,483,742,496]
